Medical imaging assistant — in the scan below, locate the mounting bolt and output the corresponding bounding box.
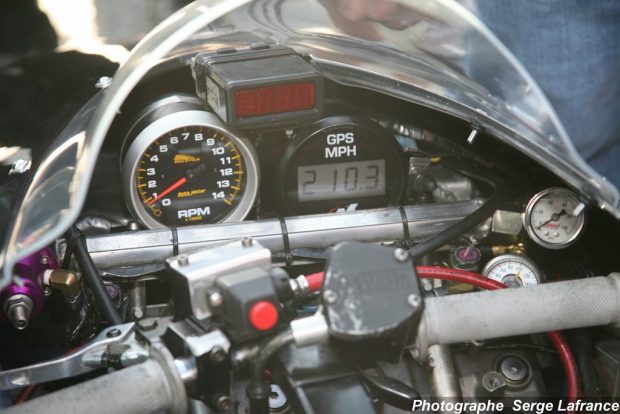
[95,76,112,89]
[215,395,232,413]
[137,319,158,331]
[43,286,53,297]
[133,308,144,320]
[39,255,49,266]
[268,384,288,411]
[208,291,224,308]
[407,293,421,309]
[323,289,338,304]
[421,279,434,292]
[4,294,34,331]
[177,254,189,267]
[499,356,529,383]
[482,371,506,393]
[106,328,121,338]
[410,347,420,360]
[211,346,227,364]
[393,248,409,263]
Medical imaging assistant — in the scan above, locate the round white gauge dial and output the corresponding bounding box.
[524,187,586,249]
[482,254,542,287]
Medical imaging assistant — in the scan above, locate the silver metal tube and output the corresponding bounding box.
[290,313,330,347]
[416,273,620,357]
[4,359,181,414]
[427,344,461,406]
[87,201,482,269]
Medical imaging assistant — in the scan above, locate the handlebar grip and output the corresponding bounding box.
[416,273,620,356]
[5,359,182,414]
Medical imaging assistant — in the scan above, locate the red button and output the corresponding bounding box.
[248,301,279,331]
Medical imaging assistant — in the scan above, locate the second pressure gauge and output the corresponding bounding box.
[524,187,586,249]
[482,254,542,287]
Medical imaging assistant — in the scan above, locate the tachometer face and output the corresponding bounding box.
[123,110,258,229]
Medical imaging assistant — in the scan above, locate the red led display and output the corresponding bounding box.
[234,82,315,118]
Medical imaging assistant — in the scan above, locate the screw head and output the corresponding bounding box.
[211,346,227,363]
[106,328,121,338]
[39,255,49,266]
[137,319,158,331]
[499,356,529,383]
[421,279,434,292]
[177,254,189,266]
[393,248,409,263]
[95,76,112,89]
[268,384,288,410]
[323,289,338,304]
[407,293,421,308]
[481,371,506,393]
[241,237,253,247]
[133,308,144,320]
[43,286,53,297]
[216,395,232,413]
[209,291,224,308]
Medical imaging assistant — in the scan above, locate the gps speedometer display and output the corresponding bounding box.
[278,116,405,214]
[297,159,386,202]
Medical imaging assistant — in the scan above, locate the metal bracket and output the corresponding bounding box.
[0,323,136,390]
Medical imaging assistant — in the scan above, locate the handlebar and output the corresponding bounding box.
[5,348,187,414]
[6,274,620,413]
[415,273,620,357]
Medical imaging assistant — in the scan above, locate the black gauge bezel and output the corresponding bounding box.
[277,116,406,215]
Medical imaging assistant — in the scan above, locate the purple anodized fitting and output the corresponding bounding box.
[0,247,57,329]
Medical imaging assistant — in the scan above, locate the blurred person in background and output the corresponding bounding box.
[475,0,620,188]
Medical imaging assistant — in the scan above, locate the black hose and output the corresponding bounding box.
[409,190,502,259]
[409,163,506,259]
[246,329,295,414]
[571,330,599,399]
[68,227,122,325]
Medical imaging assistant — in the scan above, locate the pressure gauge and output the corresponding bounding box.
[482,254,542,287]
[524,187,586,249]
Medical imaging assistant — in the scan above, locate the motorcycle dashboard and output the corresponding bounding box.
[4,0,618,288]
[106,62,416,230]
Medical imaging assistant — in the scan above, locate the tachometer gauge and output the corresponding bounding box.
[524,187,586,249]
[123,100,258,229]
[482,254,542,287]
[278,116,406,214]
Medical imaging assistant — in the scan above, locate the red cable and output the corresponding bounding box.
[304,266,581,407]
[12,345,83,406]
[12,385,39,405]
[416,266,506,290]
[547,331,581,408]
[305,272,325,293]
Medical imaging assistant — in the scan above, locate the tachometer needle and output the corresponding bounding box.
[147,177,187,206]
